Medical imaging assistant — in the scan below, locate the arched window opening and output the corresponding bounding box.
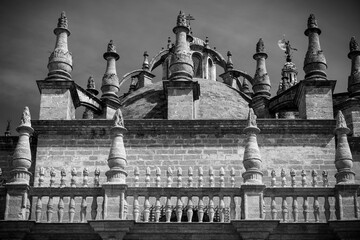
[192,53,202,78]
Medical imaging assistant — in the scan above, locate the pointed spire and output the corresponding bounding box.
[334,111,355,184]
[226,51,233,71]
[242,108,262,184]
[101,40,120,103]
[347,36,360,97]
[4,120,11,137]
[142,51,150,70]
[46,11,72,81]
[252,38,271,99]
[11,107,34,184]
[106,108,127,183]
[304,14,327,80]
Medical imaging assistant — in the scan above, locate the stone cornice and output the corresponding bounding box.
[31,119,335,136]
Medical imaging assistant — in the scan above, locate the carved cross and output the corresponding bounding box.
[186,14,195,26]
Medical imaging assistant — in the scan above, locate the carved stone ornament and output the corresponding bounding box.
[20,106,31,127]
[177,11,188,27]
[107,40,116,53]
[87,76,95,89]
[256,38,265,53]
[350,36,359,52]
[113,109,124,127]
[307,14,318,28]
[57,11,68,29]
[336,110,347,129]
[247,108,257,128]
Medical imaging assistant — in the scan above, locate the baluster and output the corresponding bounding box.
[271,196,277,219]
[36,196,42,222]
[60,168,66,187]
[58,196,64,222]
[198,199,204,222]
[281,168,286,187]
[176,198,183,222]
[83,168,89,187]
[219,199,225,222]
[143,198,151,222]
[312,170,318,187]
[71,168,77,188]
[50,168,56,187]
[324,196,331,221]
[133,198,140,222]
[271,170,276,187]
[80,196,87,222]
[303,196,309,222]
[38,167,45,187]
[209,199,215,222]
[188,167,193,187]
[167,167,173,187]
[292,197,299,222]
[149,205,155,222]
[225,207,230,222]
[91,196,98,220]
[177,167,182,187]
[230,168,235,187]
[322,171,328,187]
[282,197,288,222]
[313,196,320,222]
[219,167,225,187]
[198,167,203,187]
[290,169,296,187]
[94,167,100,187]
[155,199,161,222]
[134,167,139,187]
[165,198,172,222]
[301,170,307,187]
[187,199,193,222]
[47,196,54,222]
[209,167,214,187]
[69,196,75,222]
[145,167,151,187]
[124,199,128,220]
[230,196,236,220]
[155,167,161,187]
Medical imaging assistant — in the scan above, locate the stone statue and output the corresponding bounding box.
[87,76,95,89]
[107,40,116,53]
[177,11,188,27]
[307,14,318,28]
[350,36,359,52]
[256,38,265,53]
[20,106,31,127]
[57,11,68,29]
[113,109,124,127]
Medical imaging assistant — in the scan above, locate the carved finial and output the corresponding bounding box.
[71,168,77,187]
[94,167,100,187]
[281,168,286,187]
[230,168,236,187]
[38,167,45,187]
[226,51,233,71]
[204,36,209,48]
[142,51,150,70]
[256,38,265,53]
[176,11,188,27]
[247,108,257,128]
[167,167,173,187]
[113,109,124,127]
[307,14,318,28]
[301,170,307,187]
[322,170,328,187]
[290,169,296,187]
[107,40,116,53]
[336,111,347,129]
[50,168,56,187]
[350,36,359,52]
[87,76,95,89]
[20,106,31,127]
[4,120,11,136]
[311,170,318,187]
[57,11,68,29]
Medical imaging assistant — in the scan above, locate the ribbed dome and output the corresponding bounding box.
[120,79,251,119]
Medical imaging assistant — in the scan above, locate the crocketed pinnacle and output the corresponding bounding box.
[347,36,360,97]
[350,36,359,52]
[101,40,120,102]
[307,14,318,29]
[57,11,68,29]
[176,11,188,28]
[256,38,265,53]
[252,38,271,99]
[107,40,117,53]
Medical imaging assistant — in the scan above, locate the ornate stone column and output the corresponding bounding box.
[252,38,271,118]
[5,107,33,220]
[103,109,128,220]
[241,108,265,219]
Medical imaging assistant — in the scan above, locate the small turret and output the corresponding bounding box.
[347,36,360,97]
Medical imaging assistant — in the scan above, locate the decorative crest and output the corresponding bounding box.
[57,11,68,29]
[256,38,265,53]
[107,40,116,53]
[336,110,347,129]
[113,109,124,127]
[20,106,31,127]
[176,11,188,27]
[350,36,359,52]
[87,76,95,89]
[307,14,318,28]
[247,108,257,128]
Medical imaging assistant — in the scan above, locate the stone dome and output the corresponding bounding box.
[120,78,251,119]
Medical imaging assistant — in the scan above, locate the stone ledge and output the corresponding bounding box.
[31,119,336,136]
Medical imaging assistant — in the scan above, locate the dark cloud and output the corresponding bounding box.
[0,0,359,133]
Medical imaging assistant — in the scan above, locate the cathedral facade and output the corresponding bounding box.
[0,11,360,240]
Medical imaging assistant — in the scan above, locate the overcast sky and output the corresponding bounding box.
[0,0,359,134]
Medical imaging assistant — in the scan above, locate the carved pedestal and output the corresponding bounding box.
[241,184,266,219]
[4,184,30,220]
[334,184,360,220]
[102,184,128,220]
